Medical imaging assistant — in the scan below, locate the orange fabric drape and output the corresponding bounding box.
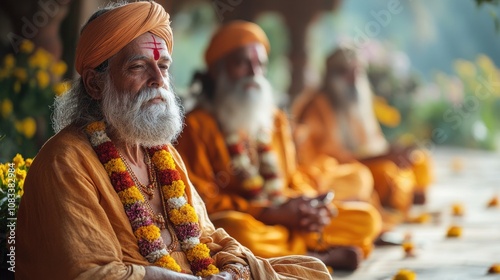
[291,90,433,214]
[175,108,382,258]
[16,125,331,280]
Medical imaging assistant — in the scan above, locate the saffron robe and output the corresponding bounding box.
[16,125,332,280]
[292,91,433,214]
[175,107,382,258]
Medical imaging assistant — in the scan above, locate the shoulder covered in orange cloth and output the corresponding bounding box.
[16,125,329,280]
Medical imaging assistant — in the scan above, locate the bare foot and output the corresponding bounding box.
[308,246,362,271]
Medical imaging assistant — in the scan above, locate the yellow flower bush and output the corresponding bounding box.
[0,39,68,161]
[0,153,31,261]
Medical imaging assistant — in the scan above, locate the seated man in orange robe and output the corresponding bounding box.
[175,21,383,271]
[292,46,433,216]
[15,2,332,280]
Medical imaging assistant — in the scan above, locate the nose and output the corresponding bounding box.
[148,65,165,88]
[248,60,263,77]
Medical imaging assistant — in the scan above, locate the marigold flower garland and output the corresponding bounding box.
[86,121,219,277]
[225,133,285,205]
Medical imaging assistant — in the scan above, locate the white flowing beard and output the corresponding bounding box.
[101,77,184,147]
[213,73,275,137]
[329,77,358,104]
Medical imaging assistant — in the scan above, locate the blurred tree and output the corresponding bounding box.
[474,0,500,30]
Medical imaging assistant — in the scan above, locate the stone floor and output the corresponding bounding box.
[334,146,500,280]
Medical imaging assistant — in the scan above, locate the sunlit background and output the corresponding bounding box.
[2,0,500,160]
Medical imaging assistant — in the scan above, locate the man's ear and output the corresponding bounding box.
[82,69,103,100]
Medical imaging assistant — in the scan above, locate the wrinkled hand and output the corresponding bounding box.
[299,197,336,232]
[257,195,336,232]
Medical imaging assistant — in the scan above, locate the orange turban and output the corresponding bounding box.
[204,20,270,67]
[75,1,172,75]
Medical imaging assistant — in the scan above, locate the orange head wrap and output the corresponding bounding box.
[204,20,270,67]
[75,1,172,75]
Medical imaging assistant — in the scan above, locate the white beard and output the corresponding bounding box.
[212,73,276,138]
[101,76,184,147]
[329,76,358,105]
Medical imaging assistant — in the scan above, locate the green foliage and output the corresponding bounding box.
[474,0,500,31]
[0,40,69,161]
[407,54,500,150]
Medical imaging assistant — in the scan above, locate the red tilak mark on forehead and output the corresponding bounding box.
[142,35,164,60]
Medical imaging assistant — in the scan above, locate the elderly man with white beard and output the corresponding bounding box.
[292,46,433,217]
[15,3,333,280]
[175,21,383,272]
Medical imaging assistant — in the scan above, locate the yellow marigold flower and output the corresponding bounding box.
[454,59,476,78]
[118,187,144,205]
[373,96,401,128]
[53,81,70,96]
[451,203,464,216]
[476,54,495,73]
[18,179,25,195]
[1,99,13,119]
[15,169,27,181]
[169,204,198,225]
[13,80,21,93]
[487,195,498,208]
[408,213,430,224]
[134,225,161,242]
[0,69,9,80]
[24,117,37,138]
[86,121,106,134]
[164,180,185,198]
[13,154,25,168]
[4,54,15,69]
[152,150,175,170]
[50,60,67,77]
[20,40,35,54]
[393,269,416,280]
[402,241,414,255]
[197,265,220,277]
[36,70,50,89]
[0,163,7,173]
[154,255,181,272]
[15,117,36,139]
[104,158,127,175]
[13,68,27,83]
[186,243,210,261]
[243,176,264,190]
[28,49,52,70]
[25,158,33,168]
[446,225,462,238]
